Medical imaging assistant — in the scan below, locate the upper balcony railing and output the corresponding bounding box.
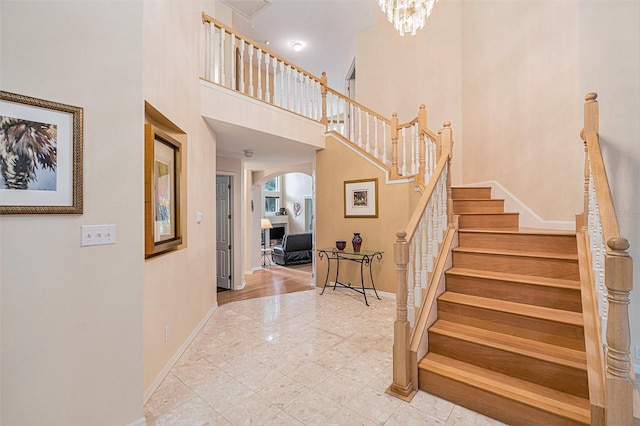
[202,13,440,184]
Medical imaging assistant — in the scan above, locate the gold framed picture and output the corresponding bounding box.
[145,124,182,257]
[0,91,83,214]
[344,178,378,218]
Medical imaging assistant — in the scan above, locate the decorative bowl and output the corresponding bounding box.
[335,241,347,251]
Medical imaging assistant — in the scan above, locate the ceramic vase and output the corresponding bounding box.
[352,232,362,252]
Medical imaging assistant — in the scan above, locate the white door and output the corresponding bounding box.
[216,175,232,289]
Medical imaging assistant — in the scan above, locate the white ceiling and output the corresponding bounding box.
[212,0,388,170]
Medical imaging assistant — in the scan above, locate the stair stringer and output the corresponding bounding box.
[408,226,458,391]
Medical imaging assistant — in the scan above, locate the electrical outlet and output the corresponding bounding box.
[636,345,640,359]
[164,325,170,343]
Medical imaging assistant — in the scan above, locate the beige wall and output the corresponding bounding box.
[460,0,583,221]
[142,0,218,394]
[316,136,417,294]
[578,0,640,370]
[0,1,144,424]
[355,0,463,185]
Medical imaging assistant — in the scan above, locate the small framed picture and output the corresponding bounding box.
[344,178,378,218]
[0,91,83,214]
[145,124,183,257]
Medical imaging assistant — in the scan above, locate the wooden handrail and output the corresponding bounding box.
[585,132,621,245]
[325,86,391,124]
[202,13,324,84]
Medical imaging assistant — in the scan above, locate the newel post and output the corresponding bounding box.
[439,122,453,226]
[390,113,400,179]
[416,105,427,186]
[386,231,417,401]
[320,72,328,126]
[605,237,634,426]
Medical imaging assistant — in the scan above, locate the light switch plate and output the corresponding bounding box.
[81,224,116,247]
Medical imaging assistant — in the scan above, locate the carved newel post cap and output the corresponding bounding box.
[396,230,407,241]
[585,92,598,102]
[607,237,630,253]
[443,121,451,128]
[419,104,426,110]
[392,112,398,117]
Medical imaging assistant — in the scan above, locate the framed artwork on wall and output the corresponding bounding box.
[344,178,378,218]
[0,91,83,214]
[145,124,182,257]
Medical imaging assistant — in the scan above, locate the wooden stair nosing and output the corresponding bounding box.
[419,353,591,424]
[430,320,587,369]
[445,267,581,290]
[438,292,584,327]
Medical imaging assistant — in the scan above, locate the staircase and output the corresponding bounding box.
[418,186,591,425]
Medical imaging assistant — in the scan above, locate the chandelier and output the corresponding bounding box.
[377,0,439,36]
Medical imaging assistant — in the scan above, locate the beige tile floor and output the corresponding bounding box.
[144,287,507,425]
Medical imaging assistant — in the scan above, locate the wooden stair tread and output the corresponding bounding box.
[446,267,580,290]
[439,292,584,326]
[453,246,578,261]
[419,353,591,423]
[430,320,587,368]
[459,228,576,237]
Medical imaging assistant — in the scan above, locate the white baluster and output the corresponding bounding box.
[219,30,226,86]
[257,50,262,100]
[209,25,216,82]
[414,219,422,307]
[374,117,379,159]
[357,108,363,147]
[265,54,271,103]
[427,200,434,273]
[365,112,371,154]
[382,123,387,164]
[411,124,417,175]
[402,127,407,176]
[279,61,285,107]
[204,23,210,80]
[230,34,236,90]
[421,212,428,290]
[350,103,355,141]
[239,39,246,93]
[248,44,255,96]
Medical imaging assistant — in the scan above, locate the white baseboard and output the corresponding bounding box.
[127,417,147,426]
[143,303,218,404]
[460,181,574,230]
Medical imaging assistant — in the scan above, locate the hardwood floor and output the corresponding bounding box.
[217,263,313,306]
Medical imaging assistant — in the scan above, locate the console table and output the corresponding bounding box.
[317,248,384,306]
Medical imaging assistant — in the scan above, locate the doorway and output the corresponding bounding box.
[216,175,233,290]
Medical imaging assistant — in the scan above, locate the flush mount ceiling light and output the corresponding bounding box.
[291,42,303,52]
[378,0,439,36]
[243,150,254,158]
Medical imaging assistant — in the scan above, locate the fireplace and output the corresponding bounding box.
[269,224,286,246]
